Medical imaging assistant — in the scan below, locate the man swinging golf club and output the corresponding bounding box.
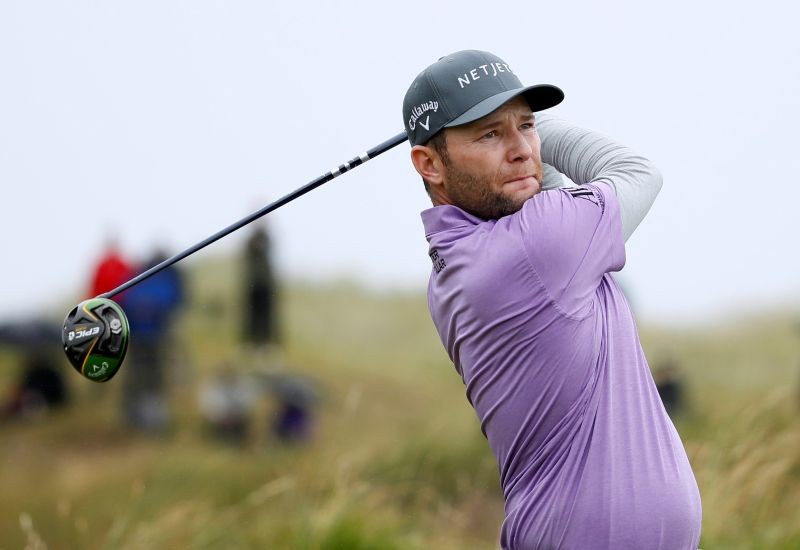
[405,50,701,549]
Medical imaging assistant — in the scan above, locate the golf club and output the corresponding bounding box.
[62,131,409,382]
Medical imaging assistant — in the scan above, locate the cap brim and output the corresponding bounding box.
[445,84,564,128]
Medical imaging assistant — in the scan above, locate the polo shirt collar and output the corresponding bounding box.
[421,205,486,238]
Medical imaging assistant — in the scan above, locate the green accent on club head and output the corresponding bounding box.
[62,297,130,383]
[82,354,124,382]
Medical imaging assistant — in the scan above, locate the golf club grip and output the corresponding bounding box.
[100,131,409,300]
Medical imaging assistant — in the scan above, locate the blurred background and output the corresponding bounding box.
[1,1,798,548]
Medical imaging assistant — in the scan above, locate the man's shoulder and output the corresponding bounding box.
[515,184,615,239]
[529,184,609,208]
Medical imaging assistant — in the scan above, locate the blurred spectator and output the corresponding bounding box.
[198,364,259,446]
[0,320,68,420]
[121,248,185,432]
[3,352,68,420]
[89,239,133,300]
[654,358,685,418]
[197,363,320,447]
[263,373,319,444]
[242,225,280,350]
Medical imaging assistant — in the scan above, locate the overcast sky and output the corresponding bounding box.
[1,0,798,324]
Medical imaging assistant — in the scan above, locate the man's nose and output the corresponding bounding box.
[505,128,533,162]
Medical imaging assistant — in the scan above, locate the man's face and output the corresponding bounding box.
[439,96,543,219]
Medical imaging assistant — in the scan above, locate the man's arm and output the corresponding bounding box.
[536,113,663,241]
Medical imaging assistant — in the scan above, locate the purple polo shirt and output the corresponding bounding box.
[422,183,701,549]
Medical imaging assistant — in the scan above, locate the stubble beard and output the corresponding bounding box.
[443,162,534,220]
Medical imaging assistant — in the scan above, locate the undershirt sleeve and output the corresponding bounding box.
[536,113,663,241]
[541,162,565,191]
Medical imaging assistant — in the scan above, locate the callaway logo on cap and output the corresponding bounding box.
[403,50,564,146]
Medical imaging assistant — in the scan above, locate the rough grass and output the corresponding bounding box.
[1,259,798,549]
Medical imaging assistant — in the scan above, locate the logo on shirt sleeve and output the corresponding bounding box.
[566,186,599,205]
[429,248,446,274]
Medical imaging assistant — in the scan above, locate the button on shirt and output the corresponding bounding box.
[422,183,701,549]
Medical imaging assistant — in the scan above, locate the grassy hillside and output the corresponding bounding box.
[1,258,798,549]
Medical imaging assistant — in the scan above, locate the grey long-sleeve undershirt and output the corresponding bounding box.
[537,114,663,241]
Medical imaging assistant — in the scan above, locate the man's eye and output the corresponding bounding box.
[520,122,535,131]
[481,131,498,140]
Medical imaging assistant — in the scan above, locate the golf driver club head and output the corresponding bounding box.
[62,298,130,382]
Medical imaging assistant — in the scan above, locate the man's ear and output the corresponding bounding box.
[410,145,444,186]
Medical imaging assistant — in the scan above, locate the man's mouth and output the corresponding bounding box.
[505,175,537,185]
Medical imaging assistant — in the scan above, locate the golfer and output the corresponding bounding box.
[404,50,701,549]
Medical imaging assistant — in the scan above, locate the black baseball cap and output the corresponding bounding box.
[403,50,564,146]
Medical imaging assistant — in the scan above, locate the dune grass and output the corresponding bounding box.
[1,259,798,548]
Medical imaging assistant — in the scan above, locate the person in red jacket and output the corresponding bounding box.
[89,239,133,301]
